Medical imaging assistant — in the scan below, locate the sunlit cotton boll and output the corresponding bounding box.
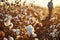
[35,38,39,40]
[32,32,37,37]
[50,24,55,29]
[5,15,12,20]
[9,36,14,40]
[3,37,8,40]
[13,29,20,35]
[9,23,13,29]
[49,32,56,38]
[53,29,57,33]
[4,19,11,26]
[25,25,34,36]
[49,29,58,38]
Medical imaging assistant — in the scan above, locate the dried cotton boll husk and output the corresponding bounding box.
[3,37,8,40]
[9,36,14,40]
[50,17,56,22]
[56,23,60,27]
[40,15,45,21]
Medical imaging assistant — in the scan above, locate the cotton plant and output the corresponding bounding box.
[5,14,12,20]
[3,37,8,40]
[12,29,20,35]
[17,14,22,18]
[50,15,57,22]
[50,24,56,29]
[4,19,13,29]
[32,32,37,37]
[4,15,12,26]
[35,38,39,40]
[8,36,14,40]
[9,23,13,29]
[25,25,37,37]
[49,29,59,38]
[13,15,20,21]
[4,19,11,26]
[56,23,60,27]
[24,20,30,24]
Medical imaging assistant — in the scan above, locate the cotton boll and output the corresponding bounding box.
[25,20,30,24]
[25,25,35,36]
[9,36,14,40]
[14,16,19,21]
[8,16,12,20]
[16,29,20,35]
[25,25,34,32]
[9,23,13,29]
[12,29,20,35]
[53,29,57,33]
[3,37,8,40]
[50,25,53,28]
[18,14,22,18]
[35,38,39,40]
[49,29,58,38]
[32,32,37,37]
[5,15,12,20]
[50,24,55,29]
[26,31,32,36]
[13,29,17,32]
[49,32,55,38]
[4,20,11,26]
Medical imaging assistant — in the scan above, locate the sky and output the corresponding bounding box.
[7,0,60,8]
